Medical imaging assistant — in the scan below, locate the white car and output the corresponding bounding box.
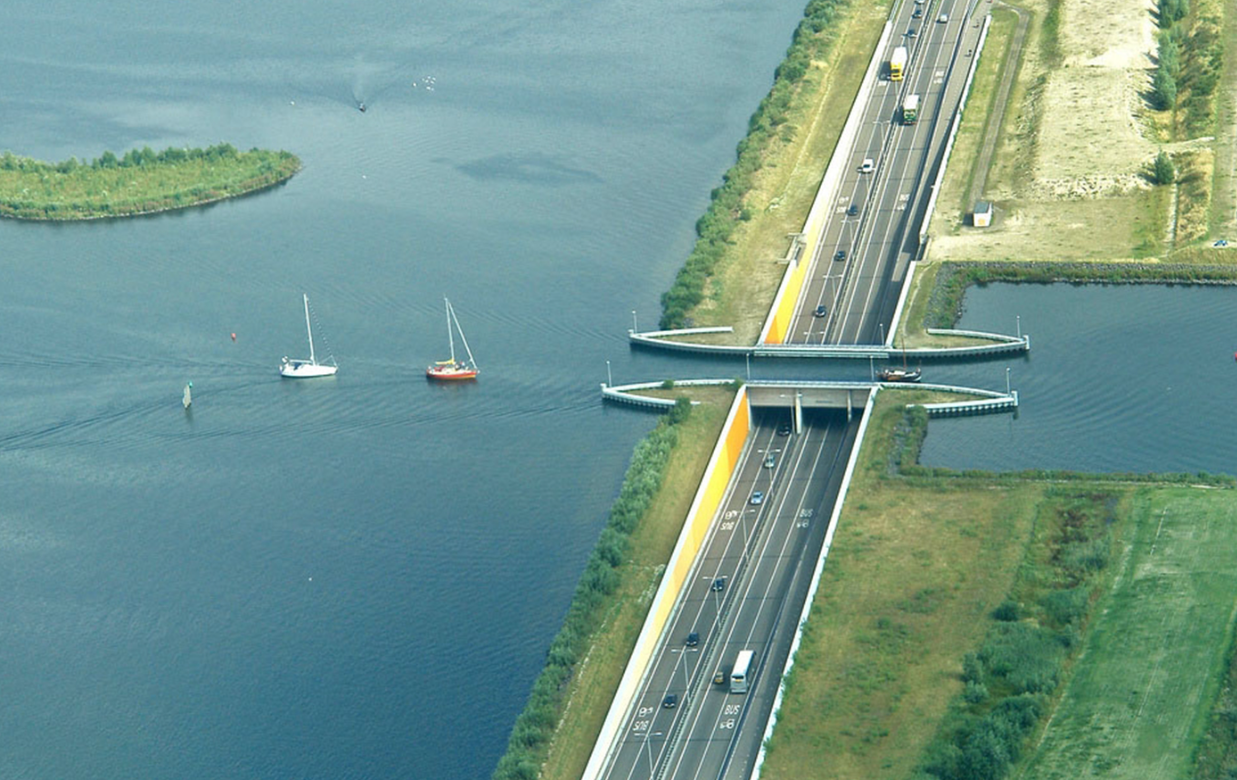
[938,12,949,22]
[859,158,875,174]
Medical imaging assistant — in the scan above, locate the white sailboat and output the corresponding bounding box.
[182,382,193,409]
[426,297,479,381]
[280,294,338,378]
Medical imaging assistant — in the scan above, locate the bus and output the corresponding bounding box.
[902,93,920,125]
[889,46,907,81]
[730,650,754,694]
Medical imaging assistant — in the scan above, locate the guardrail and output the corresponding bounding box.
[628,328,1029,358]
[758,21,896,345]
[582,388,752,780]
[603,379,1019,417]
[919,13,992,244]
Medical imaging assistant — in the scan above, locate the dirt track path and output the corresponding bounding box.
[966,2,1030,210]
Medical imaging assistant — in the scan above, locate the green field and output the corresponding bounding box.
[0,144,300,220]
[1021,488,1237,779]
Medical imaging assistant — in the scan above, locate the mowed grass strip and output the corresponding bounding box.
[759,393,1040,779]
[690,0,890,342]
[539,389,733,780]
[1020,488,1237,780]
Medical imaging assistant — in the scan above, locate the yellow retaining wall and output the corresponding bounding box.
[762,219,821,344]
[582,386,752,780]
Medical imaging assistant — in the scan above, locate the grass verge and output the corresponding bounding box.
[661,0,891,340]
[491,389,734,780]
[1021,488,1237,780]
[760,391,1237,780]
[0,144,300,220]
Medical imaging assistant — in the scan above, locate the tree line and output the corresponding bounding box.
[0,142,251,175]
[491,399,692,780]
[659,0,854,329]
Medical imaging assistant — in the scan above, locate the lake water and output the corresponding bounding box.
[5,2,1235,778]
[0,1,811,777]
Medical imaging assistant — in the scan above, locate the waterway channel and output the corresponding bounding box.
[3,1,1232,778]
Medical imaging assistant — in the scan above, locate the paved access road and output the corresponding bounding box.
[599,410,859,780]
[791,0,985,345]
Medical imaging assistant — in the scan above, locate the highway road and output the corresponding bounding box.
[595,3,987,779]
[598,409,859,780]
[790,0,984,346]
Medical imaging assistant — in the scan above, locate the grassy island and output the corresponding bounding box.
[0,143,301,220]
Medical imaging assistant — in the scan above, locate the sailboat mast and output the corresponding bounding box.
[304,294,317,365]
[454,304,477,368]
[445,297,457,363]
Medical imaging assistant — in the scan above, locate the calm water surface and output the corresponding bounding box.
[4,2,1233,778]
[0,1,808,777]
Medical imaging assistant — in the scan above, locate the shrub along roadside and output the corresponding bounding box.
[491,399,693,780]
[659,0,856,330]
[912,489,1122,780]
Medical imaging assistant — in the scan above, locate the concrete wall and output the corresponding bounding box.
[758,21,894,345]
[582,387,752,780]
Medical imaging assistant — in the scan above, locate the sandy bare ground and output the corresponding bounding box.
[933,0,1176,259]
[1031,0,1158,190]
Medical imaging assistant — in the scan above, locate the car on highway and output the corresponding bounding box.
[686,631,699,647]
[912,6,923,17]
[847,203,859,216]
[906,27,917,38]
[764,452,777,468]
[750,491,764,505]
[663,693,678,709]
[813,304,827,318]
[938,12,948,22]
[777,423,792,436]
[714,670,727,685]
[711,577,726,592]
[859,158,875,174]
[834,249,846,262]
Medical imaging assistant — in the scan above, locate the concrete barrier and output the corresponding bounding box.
[759,21,895,344]
[751,388,877,779]
[582,388,752,780]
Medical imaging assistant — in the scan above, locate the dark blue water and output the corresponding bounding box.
[919,283,1237,475]
[0,1,810,778]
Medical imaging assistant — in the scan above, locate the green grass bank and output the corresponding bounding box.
[490,390,734,780]
[759,390,1237,780]
[0,144,300,220]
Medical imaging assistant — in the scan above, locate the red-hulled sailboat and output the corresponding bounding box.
[426,297,479,381]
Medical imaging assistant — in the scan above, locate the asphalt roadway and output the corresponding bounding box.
[598,410,859,780]
[791,0,985,345]
[596,3,986,778]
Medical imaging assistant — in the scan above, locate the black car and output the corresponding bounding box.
[686,632,700,647]
[834,249,846,262]
[912,6,923,17]
[847,204,859,216]
[777,423,792,436]
[663,693,678,709]
[711,577,726,592]
[813,304,827,318]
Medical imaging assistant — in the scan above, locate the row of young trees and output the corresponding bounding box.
[0,143,248,176]
[491,399,692,780]
[659,0,854,329]
[1150,0,1223,136]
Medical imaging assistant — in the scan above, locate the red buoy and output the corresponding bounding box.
[231,332,237,342]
